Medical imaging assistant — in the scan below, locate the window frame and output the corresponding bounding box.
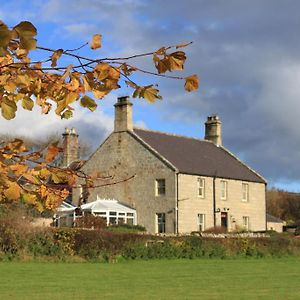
[155,179,166,196]
[220,180,228,200]
[242,182,249,202]
[197,177,205,198]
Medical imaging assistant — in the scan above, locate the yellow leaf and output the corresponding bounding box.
[184,74,199,92]
[14,21,37,37]
[176,42,192,49]
[61,109,73,119]
[168,51,186,71]
[132,85,162,103]
[90,34,102,50]
[80,96,97,111]
[4,181,21,200]
[83,73,94,92]
[0,21,11,48]
[142,86,162,103]
[9,164,28,176]
[155,47,166,55]
[22,96,34,111]
[4,81,16,92]
[39,184,48,198]
[22,192,37,205]
[92,88,108,99]
[6,139,27,153]
[1,98,17,120]
[50,49,63,67]
[14,21,37,51]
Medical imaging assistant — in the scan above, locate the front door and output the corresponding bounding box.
[221,212,228,230]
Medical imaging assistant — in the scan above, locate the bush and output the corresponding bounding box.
[106,223,146,233]
[74,214,107,229]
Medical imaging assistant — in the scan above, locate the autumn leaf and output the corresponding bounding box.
[184,74,199,92]
[176,42,192,49]
[132,85,162,103]
[168,51,186,71]
[13,21,37,51]
[4,181,21,200]
[9,164,28,176]
[5,139,27,153]
[22,96,34,111]
[1,98,17,120]
[45,142,60,163]
[155,47,166,55]
[90,34,102,50]
[50,49,63,67]
[153,54,169,74]
[61,109,73,119]
[0,21,11,48]
[80,96,97,111]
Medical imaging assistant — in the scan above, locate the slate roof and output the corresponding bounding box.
[266,213,284,223]
[133,128,265,183]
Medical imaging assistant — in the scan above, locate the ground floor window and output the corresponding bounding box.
[198,213,205,232]
[156,213,166,233]
[242,216,250,231]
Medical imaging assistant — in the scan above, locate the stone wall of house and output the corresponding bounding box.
[178,174,266,233]
[267,221,283,233]
[75,131,177,233]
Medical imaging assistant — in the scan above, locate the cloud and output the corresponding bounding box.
[2,0,300,189]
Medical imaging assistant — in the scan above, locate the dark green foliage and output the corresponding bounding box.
[106,223,146,233]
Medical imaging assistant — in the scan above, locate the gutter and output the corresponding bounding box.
[213,175,216,227]
[175,172,179,235]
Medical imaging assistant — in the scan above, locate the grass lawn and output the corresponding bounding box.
[0,258,300,299]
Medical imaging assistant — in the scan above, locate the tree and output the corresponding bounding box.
[0,20,199,211]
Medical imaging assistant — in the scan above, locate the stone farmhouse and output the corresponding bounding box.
[65,96,267,234]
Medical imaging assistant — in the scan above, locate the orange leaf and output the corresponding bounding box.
[184,74,199,92]
[4,181,21,200]
[50,49,63,67]
[90,34,102,50]
[45,142,60,163]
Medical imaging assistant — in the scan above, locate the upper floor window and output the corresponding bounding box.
[198,178,205,198]
[220,180,227,200]
[242,183,249,202]
[156,179,166,196]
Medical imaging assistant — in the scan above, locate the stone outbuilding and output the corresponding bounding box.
[69,96,267,234]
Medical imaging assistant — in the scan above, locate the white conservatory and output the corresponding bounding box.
[54,197,137,227]
[81,198,137,226]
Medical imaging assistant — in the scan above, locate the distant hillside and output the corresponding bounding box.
[267,188,300,225]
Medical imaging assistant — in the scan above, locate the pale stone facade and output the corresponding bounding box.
[71,96,267,234]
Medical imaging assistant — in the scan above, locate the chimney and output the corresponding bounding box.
[205,115,222,146]
[62,127,79,167]
[114,96,133,132]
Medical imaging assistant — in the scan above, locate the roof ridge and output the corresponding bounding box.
[133,127,211,144]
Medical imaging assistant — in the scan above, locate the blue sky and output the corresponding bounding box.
[1,0,300,191]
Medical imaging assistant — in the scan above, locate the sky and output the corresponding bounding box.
[1,0,300,191]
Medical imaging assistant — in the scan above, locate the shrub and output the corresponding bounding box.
[106,223,146,233]
[74,214,107,229]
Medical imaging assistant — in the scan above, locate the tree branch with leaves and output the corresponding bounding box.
[0,20,199,210]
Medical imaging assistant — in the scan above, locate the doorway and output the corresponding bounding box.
[221,212,228,230]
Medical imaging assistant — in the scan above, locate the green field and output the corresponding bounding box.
[1,258,300,299]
